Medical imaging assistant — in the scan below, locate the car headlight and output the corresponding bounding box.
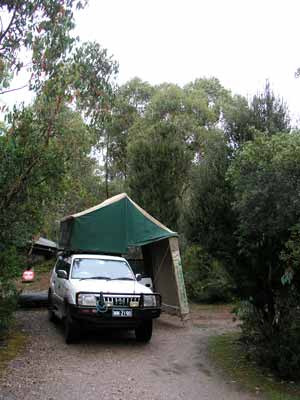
[143,294,157,307]
[77,293,97,306]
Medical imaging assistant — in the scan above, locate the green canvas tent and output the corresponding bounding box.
[60,193,177,254]
[59,193,189,318]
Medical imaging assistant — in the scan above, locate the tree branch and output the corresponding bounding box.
[0,7,18,44]
[1,155,41,211]
[0,84,28,95]
[45,95,63,143]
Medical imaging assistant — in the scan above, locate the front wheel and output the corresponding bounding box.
[48,290,58,323]
[64,309,80,344]
[135,320,153,343]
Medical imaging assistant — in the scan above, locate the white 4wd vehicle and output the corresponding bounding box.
[48,254,161,344]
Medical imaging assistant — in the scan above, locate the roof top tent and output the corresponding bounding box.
[59,193,189,319]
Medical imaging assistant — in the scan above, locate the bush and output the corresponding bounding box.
[183,245,235,303]
[0,283,18,336]
[236,289,300,380]
[235,225,300,380]
[226,134,300,380]
[0,247,22,338]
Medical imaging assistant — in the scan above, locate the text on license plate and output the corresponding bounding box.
[112,309,132,317]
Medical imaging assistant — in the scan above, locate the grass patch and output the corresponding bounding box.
[32,259,54,274]
[208,333,300,400]
[190,303,235,312]
[0,326,27,378]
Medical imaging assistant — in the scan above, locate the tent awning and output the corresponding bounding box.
[59,193,177,254]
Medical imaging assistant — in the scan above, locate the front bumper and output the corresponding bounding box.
[70,292,161,328]
[69,304,161,328]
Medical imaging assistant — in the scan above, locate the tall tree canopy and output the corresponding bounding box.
[222,80,291,148]
[0,1,119,251]
[184,131,235,262]
[0,0,87,94]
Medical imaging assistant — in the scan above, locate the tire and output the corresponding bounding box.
[64,309,80,344]
[135,320,153,343]
[48,290,58,323]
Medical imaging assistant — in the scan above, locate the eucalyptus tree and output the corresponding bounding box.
[0,0,87,94]
[222,81,291,148]
[0,1,119,334]
[127,79,227,229]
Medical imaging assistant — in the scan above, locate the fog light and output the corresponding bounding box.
[130,301,139,307]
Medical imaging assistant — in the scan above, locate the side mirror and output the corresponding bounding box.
[57,270,68,279]
[135,273,142,282]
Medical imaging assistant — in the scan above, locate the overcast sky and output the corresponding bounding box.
[75,0,300,123]
[3,0,300,123]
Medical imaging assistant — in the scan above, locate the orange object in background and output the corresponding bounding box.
[22,269,35,282]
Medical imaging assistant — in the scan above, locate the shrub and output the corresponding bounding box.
[227,134,300,380]
[0,283,18,336]
[236,289,300,380]
[0,247,22,338]
[183,245,235,303]
[235,226,300,380]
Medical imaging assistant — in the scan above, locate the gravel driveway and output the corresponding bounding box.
[0,309,256,400]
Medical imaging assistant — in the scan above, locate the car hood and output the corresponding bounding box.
[70,279,153,295]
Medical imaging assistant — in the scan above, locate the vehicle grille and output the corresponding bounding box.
[98,295,140,307]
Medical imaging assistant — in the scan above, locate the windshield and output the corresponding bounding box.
[71,258,135,280]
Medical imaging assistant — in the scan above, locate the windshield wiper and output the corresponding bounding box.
[79,276,111,281]
[111,277,135,281]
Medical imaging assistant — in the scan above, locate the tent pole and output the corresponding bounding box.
[168,237,189,320]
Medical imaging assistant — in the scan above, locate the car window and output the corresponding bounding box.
[55,259,65,273]
[71,258,134,280]
[55,259,71,277]
[63,261,71,276]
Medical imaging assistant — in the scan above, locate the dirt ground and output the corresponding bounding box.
[16,269,52,293]
[0,306,257,400]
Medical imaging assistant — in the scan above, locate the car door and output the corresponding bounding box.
[57,259,71,299]
[53,258,68,310]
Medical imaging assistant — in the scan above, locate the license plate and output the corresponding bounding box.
[112,309,132,317]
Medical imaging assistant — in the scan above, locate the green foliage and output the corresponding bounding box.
[216,132,300,301]
[90,76,230,212]
[0,12,297,378]
[183,245,235,303]
[184,131,235,266]
[0,2,118,336]
[125,78,229,230]
[0,104,94,245]
[209,333,300,400]
[0,247,22,287]
[128,119,191,230]
[104,78,154,182]
[0,248,22,336]
[0,329,26,377]
[236,290,300,380]
[228,133,300,269]
[222,94,255,146]
[280,225,300,285]
[181,82,297,377]
[0,101,101,333]
[0,0,87,93]
[250,81,290,135]
[184,77,230,128]
[222,80,290,148]
[227,132,300,379]
[69,41,119,126]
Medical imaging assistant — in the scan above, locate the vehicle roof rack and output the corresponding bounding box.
[58,249,122,258]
